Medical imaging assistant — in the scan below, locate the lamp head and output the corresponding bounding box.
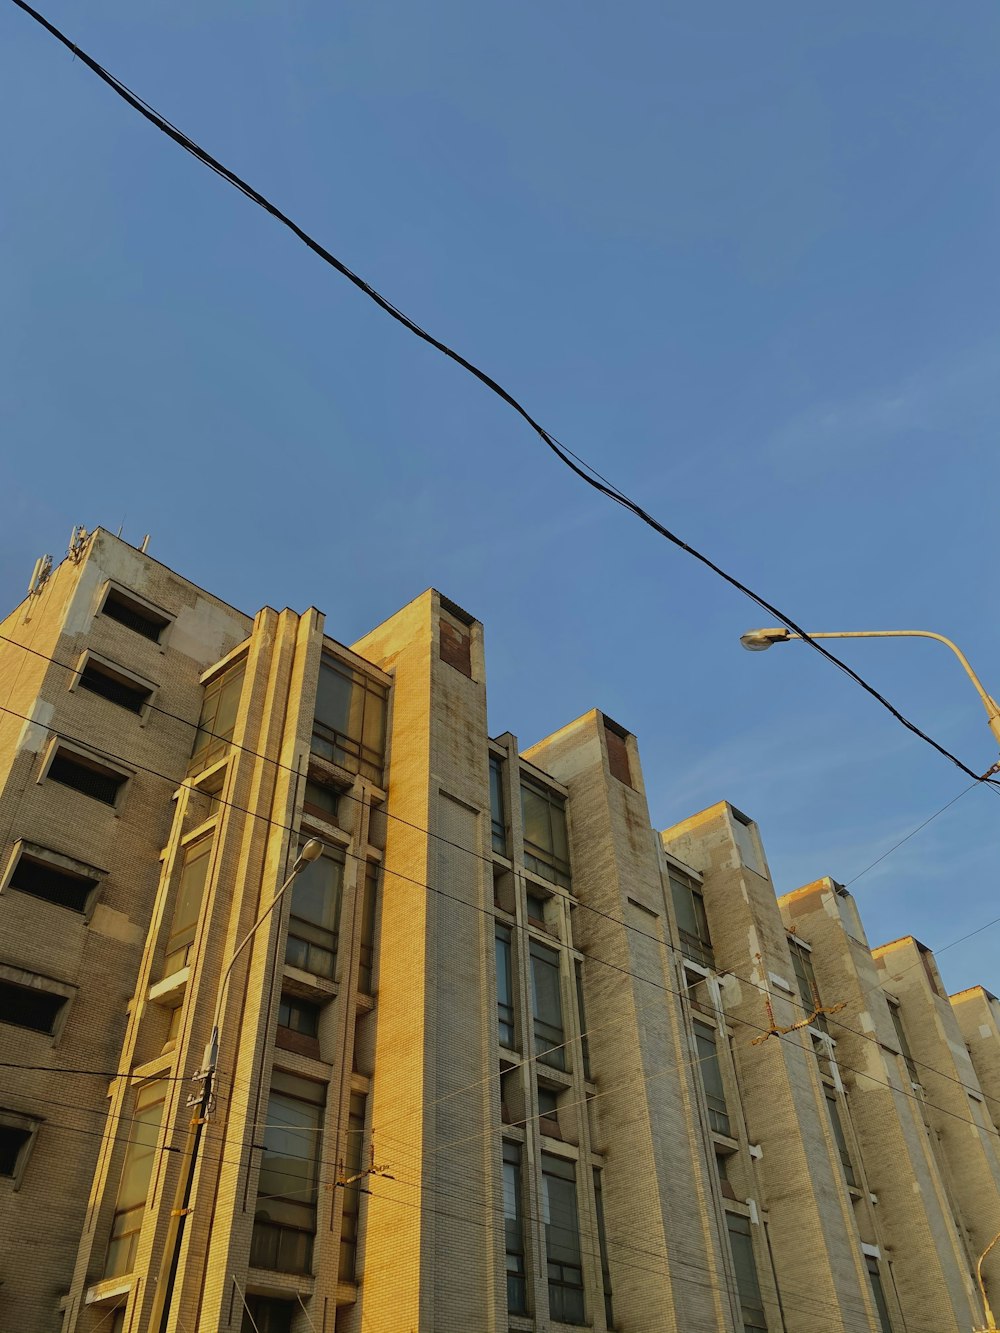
[740,627,792,652]
[293,838,324,871]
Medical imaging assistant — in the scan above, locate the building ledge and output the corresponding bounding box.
[84,1276,131,1306]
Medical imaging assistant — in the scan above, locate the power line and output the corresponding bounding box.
[9,0,1000,789]
[845,781,980,887]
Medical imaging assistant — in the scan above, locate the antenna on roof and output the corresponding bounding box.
[68,526,89,563]
[139,534,150,554]
[27,555,52,597]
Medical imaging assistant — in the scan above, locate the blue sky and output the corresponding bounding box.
[3,1,999,992]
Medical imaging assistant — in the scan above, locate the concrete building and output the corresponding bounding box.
[0,528,998,1333]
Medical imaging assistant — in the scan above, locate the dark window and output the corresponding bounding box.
[313,658,387,785]
[358,861,379,994]
[302,779,340,825]
[671,871,714,969]
[503,1141,527,1314]
[541,1152,585,1324]
[520,778,571,888]
[530,941,566,1070]
[162,837,213,976]
[439,619,472,677]
[101,587,170,642]
[716,1151,738,1200]
[277,995,320,1038]
[0,1123,33,1177]
[727,1213,767,1333]
[496,927,515,1048]
[526,890,548,924]
[490,756,507,855]
[604,719,632,787]
[285,848,344,978]
[8,850,98,913]
[0,979,67,1035]
[338,1091,367,1282]
[105,1081,166,1277]
[593,1168,614,1327]
[47,748,127,806]
[78,660,152,714]
[574,959,591,1080]
[865,1255,893,1333]
[887,1001,919,1085]
[824,1090,857,1187]
[252,1070,325,1274]
[190,662,246,772]
[694,1021,731,1136]
[241,1297,294,1333]
[538,1086,560,1119]
[788,938,825,1031]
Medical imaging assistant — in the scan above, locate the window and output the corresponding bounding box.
[285,848,344,978]
[439,617,473,678]
[241,1297,294,1333]
[538,1086,560,1120]
[788,938,825,1031]
[520,778,571,888]
[731,810,765,877]
[887,1000,919,1085]
[0,978,67,1035]
[530,941,566,1070]
[593,1168,614,1328]
[574,959,591,1080]
[252,1070,325,1274]
[726,1213,767,1333]
[603,717,632,787]
[670,871,714,968]
[189,661,246,773]
[490,756,507,855]
[716,1150,738,1200]
[526,890,548,924]
[278,995,320,1038]
[47,746,128,806]
[358,861,379,994]
[338,1091,367,1282]
[865,1255,893,1333]
[0,1110,39,1185]
[78,658,153,715]
[105,1080,166,1277]
[694,1022,731,1136]
[162,837,213,976]
[100,586,170,642]
[496,927,515,1048]
[503,1141,528,1313]
[541,1152,585,1324]
[302,779,340,826]
[6,844,101,914]
[825,1090,857,1187]
[312,657,388,784]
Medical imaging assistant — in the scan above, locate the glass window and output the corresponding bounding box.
[788,939,825,1031]
[490,756,507,855]
[593,1168,614,1328]
[358,861,379,994]
[285,848,344,979]
[338,1091,367,1282]
[105,1080,166,1277]
[101,586,170,642]
[541,1152,585,1324]
[670,871,714,969]
[240,1297,294,1333]
[189,661,246,773]
[48,748,127,806]
[302,779,340,825]
[866,1255,893,1333]
[277,994,320,1038]
[694,1022,731,1136]
[887,1001,919,1084]
[825,1091,857,1188]
[520,779,571,888]
[538,1086,560,1119]
[530,941,566,1070]
[496,927,515,1048]
[503,1141,527,1314]
[726,1213,767,1333]
[252,1070,325,1274]
[0,979,66,1035]
[313,657,387,785]
[162,837,213,977]
[574,959,591,1080]
[8,849,98,914]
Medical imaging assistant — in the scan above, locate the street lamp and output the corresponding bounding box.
[976,1227,1000,1332]
[739,627,1000,750]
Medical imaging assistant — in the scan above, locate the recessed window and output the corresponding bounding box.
[489,755,507,855]
[496,926,515,1048]
[526,890,548,924]
[285,848,344,979]
[78,658,153,715]
[338,1091,368,1282]
[865,1254,893,1333]
[731,810,765,877]
[593,1167,614,1327]
[277,994,320,1038]
[252,1070,326,1274]
[541,1152,585,1324]
[302,779,340,826]
[530,940,566,1070]
[0,1111,40,1185]
[105,1080,166,1277]
[694,1021,731,1136]
[520,778,571,888]
[313,657,388,785]
[190,660,246,773]
[788,938,825,1031]
[358,861,379,995]
[47,747,129,806]
[726,1213,767,1333]
[0,978,67,1035]
[886,999,919,1085]
[603,716,632,787]
[503,1141,527,1314]
[162,837,213,977]
[538,1086,560,1119]
[241,1297,294,1333]
[100,586,171,643]
[671,870,714,969]
[824,1090,857,1188]
[6,844,101,914]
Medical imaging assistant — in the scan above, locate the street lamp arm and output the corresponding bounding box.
[976,1227,1000,1331]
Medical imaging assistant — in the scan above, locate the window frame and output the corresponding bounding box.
[496,925,516,1049]
[71,651,157,720]
[104,1078,167,1278]
[40,738,132,810]
[0,963,76,1041]
[502,1139,528,1314]
[98,582,172,646]
[726,1211,768,1333]
[540,1150,586,1325]
[529,939,567,1070]
[0,1108,42,1188]
[252,1069,327,1275]
[693,1019,732,1137]
[670,869,714,969]
[312,654,388,786]
[1,840,106,918]
[519,776,571,889]
[489,754,508,856]
[188,658,247,775]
